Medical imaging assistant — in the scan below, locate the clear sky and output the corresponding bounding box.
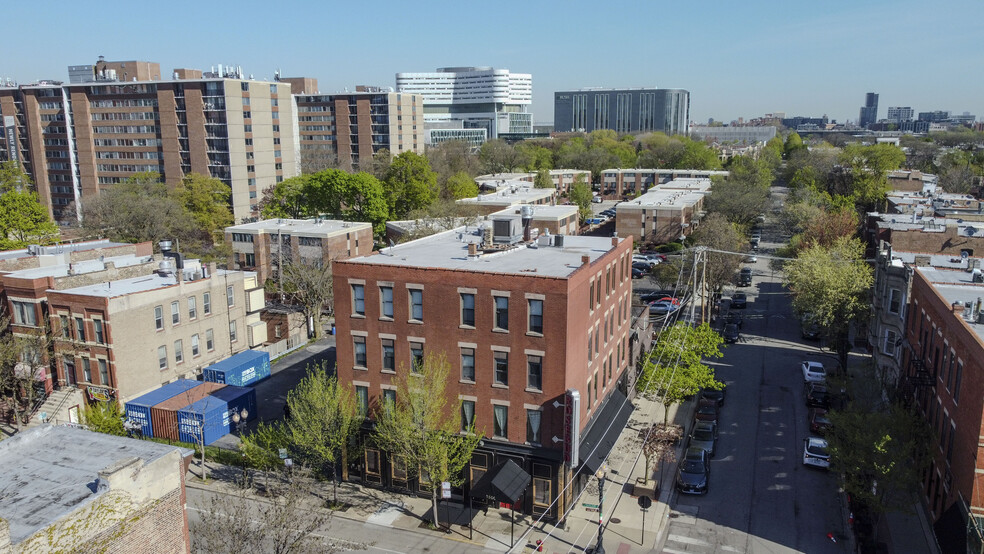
[3,0,981,125]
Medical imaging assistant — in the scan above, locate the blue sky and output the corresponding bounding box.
[4,0,981,125]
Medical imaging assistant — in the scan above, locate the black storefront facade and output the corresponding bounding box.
[343,386,635,523]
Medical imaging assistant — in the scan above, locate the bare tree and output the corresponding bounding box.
[639,423,682,487]
[0,314,54,431]
[282,261,334,340]
[300,147,340,175]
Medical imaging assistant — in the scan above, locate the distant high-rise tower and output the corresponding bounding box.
[859,92,879,127]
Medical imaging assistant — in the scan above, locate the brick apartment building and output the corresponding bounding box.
[385,205,580,245]
[0,58,299,223]
[458,180,557,216]
[900,266,984,550]
[0,425,193,553]
[293,87,423,172]
[614,179,710,244]
[600,169,728,198]
[475,171,591,195]
[334,224,635,519]
[224,218,374,284]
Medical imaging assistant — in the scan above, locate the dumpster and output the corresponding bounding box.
[124,379,201,438]
[202,350,271,387]
[177,385,257,446]
[149,382,226,441]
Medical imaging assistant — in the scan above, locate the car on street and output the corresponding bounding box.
[805,383,831,409]
[738,268,752,286]
[592,195,603,203]
[676,447,711,494]
[731,292,747,309]
[724,311,743,329]
[800,314,821,339]
[801,361,827,383]
[803,437,830,469]
[688,421,719,457]
[744,254,758,263]
[722,323,740,343]
[650,300,680,315]
[809,408,832,436]
[693,398,719,425]
[700,387,726,407]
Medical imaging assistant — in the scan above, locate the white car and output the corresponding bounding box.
[632,255,659,267]
[803,437,830,468]
[801,361,826,383]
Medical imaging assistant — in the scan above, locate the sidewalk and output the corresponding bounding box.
[186,393,686,553]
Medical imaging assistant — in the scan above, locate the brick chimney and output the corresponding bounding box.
[953,302,965,315]
[468,243,478,257]
[914,255,931,267]
[581,255,591,266]
[611,236,619,248]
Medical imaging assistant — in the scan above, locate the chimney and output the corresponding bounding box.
[611,237,619,248]
[581,255,590,266]
[953,302,965,315]
[913,255,931,267]
[468,243,478,257]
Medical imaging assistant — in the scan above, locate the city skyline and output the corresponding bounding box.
[2,0,981,126]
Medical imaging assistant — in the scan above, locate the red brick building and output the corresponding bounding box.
[334,227,635,519]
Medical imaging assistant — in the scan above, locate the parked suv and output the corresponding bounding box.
[738,268,752,287]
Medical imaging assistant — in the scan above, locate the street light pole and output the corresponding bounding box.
[232,408,249,486]
[594,463,607,554]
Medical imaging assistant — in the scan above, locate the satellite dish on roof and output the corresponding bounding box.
[966,226,977,236]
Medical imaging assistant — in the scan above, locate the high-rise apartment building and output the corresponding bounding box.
[0,59,299,223]
[887,106,914,123]
[553,88,690,135]
[293,87,423,172]
[859,92,879,127]
[395,67,532,139]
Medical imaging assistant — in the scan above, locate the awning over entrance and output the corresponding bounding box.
[579,389,633,475]
[469,459,531,504]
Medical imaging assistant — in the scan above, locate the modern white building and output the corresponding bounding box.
[395,67,532,139]
[887,106,915,123]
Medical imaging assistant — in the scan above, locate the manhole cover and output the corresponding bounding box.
[610,517,621,524]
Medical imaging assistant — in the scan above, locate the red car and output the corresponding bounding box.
[809,408,832,436]
[694,398,720,425]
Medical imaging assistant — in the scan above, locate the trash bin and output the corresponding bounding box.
[330,324,336,335]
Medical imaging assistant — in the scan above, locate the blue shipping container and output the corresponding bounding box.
[176,386,257,445]
[124,379,202,437]
[202,350,271,387]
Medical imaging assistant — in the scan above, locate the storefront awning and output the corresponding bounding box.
[579,389,633,475]
[469,459,531,504]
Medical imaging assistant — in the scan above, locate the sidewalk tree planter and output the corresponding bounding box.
[639,423,682,493]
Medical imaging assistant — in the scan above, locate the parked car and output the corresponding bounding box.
[650,300,680,315]
[700,387,726,407]
[592,195,604,203]
[802,437,830,469]
[632,267,646,279]
[731,292,747,309]
[632,261,651,273]
[722,323,740,343]
[694,398,720,425]
[676,447,711,494]
[805,383,831,409]
[632,255,658,267]
[688,421,719,457]
[738,268,752,287]
[640,291,673,303]
[744,255,758,263]
[800,314,821,339]
[809,408,832,436]
[801,361,827,383]
[639,251,667,262]
[724,311,743,329]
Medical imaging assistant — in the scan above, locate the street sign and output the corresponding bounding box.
[284,458,293,468]
[441,481,451,499]
[582,503,599,508]
[638,496,653,510]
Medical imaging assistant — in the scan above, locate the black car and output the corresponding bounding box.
[731,293,748,309]
[722,323,740,343]
[632,267,645,279]
[805,383,831,409]
[724,311,743,329]
[676,447,710,495]
[738,268,752,287]
[632,261,650,273]
[700,387,726,407]
[694,398,719,425]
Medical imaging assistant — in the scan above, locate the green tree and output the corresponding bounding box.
[281,261,334,339]
[516,142,554,171]
[372,353,482,528]
[677,137,722,169]
[691,213,747,293]
[784,237,872,370]
[0,190,59,249]
[341,172,390,233]
[637,133,686,168]
[567,175,593,222]
[533,169,553,189]
[82,401,127,436]
[282,364,360,506]
[0,161,32,192]
[175,173,234,234]
[366,148,393,180]
[441,171,479,200]
[478,139,524,174]
[260,176,313,219]
[385,151,439,219]
[783,132,806,159]
[426,140,481,187]
[837,143,906,213]
[705,174,771,227]
[240,421,290,489]
[636,322,724,422]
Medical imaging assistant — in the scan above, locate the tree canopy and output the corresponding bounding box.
[567,175,593,222]
[637,322,724,422]
[0,161,59,249]
[385,151,439,220]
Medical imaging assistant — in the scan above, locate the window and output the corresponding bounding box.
[410,342,424,372]
[158,346,168,369]
[191,334,200,357]
[340,282,362,317]
[493,405,508,438]
[11,301,37,326]
[954,361,963,403]
[494,351,509,386]
[527,355,543,390]
[75,317,86,342]
[227,285,234,307]
[174,340,184,364]
[461,348,475,382]
[461,400,475,432]
[229,320,238,342]
[60,315,70,338]
[64,356,76,382]
[382,388,396,409]
[82,358,92,382]
[354,337,367,368]
[93,319,105,344]
[380,286,393,318]
[98,359,109,385]
[409,289,423,321]
[533,476,551,507]
[381,339,395,371]
[355,385,369,416]
[460,293,475,327]
[155,305,163,330]
[883,330,898,356]
[206,329,214,351]
[494,296,509,330]
[527,409,542,444]
[889,289,902,314]
[528,299,543,334]
[392,456,408,481]
[188,297,197,319]
[203,293,212,315]
[365,449,381,476]
[171,301,180,324]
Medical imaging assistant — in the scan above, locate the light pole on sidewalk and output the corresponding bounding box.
[594,463,607,554]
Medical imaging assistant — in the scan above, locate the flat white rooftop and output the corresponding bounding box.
[0,239,129,263]
[617,188,706,210]
[52,268,245,298]
[226,218,371,236]
[5,254,154,280]
[458,183,554,206]
[346,228,621,278]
